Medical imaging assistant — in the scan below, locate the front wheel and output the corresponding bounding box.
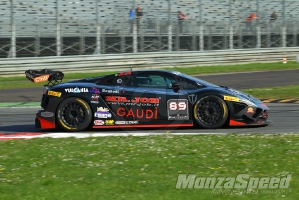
[193,95,228,129]
[56,97,92,131]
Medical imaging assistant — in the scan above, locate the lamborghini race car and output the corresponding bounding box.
[25,69,270,131]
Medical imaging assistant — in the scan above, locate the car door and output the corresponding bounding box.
[114,71,170,124]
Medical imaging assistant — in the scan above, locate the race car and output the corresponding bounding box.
[25,69,270,131]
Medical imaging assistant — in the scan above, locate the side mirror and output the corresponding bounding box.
[172,82,182,92]
[172,82,180,88]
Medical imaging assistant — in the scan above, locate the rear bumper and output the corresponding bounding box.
[35,110,56,129]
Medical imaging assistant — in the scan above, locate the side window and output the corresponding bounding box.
[177,77,200,89]
[130,73,177,88]
[184,80,199,89]
[97,74,131,85]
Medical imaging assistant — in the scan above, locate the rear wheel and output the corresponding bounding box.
[193,95,228,129]
[56,97,92,131]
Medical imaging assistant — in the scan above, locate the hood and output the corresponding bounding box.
[219,86,263,106]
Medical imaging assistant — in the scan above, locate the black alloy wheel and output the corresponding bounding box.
[56,97,92,131]
[193,95,228,129]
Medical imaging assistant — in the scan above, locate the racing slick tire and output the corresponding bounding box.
[193,95,228,129]
[56,97,92,131]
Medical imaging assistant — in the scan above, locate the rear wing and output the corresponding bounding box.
[25,69,64,86]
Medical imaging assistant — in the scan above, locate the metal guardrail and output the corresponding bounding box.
[0,48,298,76]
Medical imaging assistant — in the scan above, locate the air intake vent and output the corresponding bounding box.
[232,102,247,114]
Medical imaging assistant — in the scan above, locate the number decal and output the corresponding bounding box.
[167,99,189,120]
[169,102,187,110]
[178,102,186,110]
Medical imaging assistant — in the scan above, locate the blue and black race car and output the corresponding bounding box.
[25,69,270,131]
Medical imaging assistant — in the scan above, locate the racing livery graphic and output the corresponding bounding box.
[25,69,271,131]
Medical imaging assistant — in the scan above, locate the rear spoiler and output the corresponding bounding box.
[25,69,64,85]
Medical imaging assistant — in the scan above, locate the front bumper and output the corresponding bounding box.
[228,102,271,126]
[35,110,56,129]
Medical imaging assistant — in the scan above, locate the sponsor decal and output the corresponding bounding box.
[90,87,100,94]
[33,74,50,83]
[224,96,239,102]
[105,120,114,125]
[115,121,138,125]
[65,87,88,93]
[91,94,99,100]
[41,111,54,118]
[102,89,120,94]
[48,90,62,97]
[117,79,122,83]
[118,71,132,76]
[117,107,158,119]
[167,99,189,120]
[95,107,112,118]
[94,120,105,125]
[188,94,197,104]
[247,107,254,114]
[228,88,240,94]
[115,121,126,125]
[106,96,160,104]
[91,94,100,103]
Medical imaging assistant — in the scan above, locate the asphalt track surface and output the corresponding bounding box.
[0,103,298,135]
[1,69,299,136]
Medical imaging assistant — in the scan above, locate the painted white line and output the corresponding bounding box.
[0,132,228,139]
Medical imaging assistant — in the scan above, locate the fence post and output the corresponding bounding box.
[282,25,286,47]
[199,24,204,51]
[229,24,233,50]
[168,24,172,52]
[256,25,261,48]
[95,0,101,54]
[168,0,172,52]
[133,20,137,53]
[10,0,16,58]
[56,22,61,56]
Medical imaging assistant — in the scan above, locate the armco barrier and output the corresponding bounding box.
[0,48,298,76]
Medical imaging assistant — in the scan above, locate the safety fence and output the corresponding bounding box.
[0,48,298,77]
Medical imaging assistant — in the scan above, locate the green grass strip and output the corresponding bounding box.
[0,134,297,199]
